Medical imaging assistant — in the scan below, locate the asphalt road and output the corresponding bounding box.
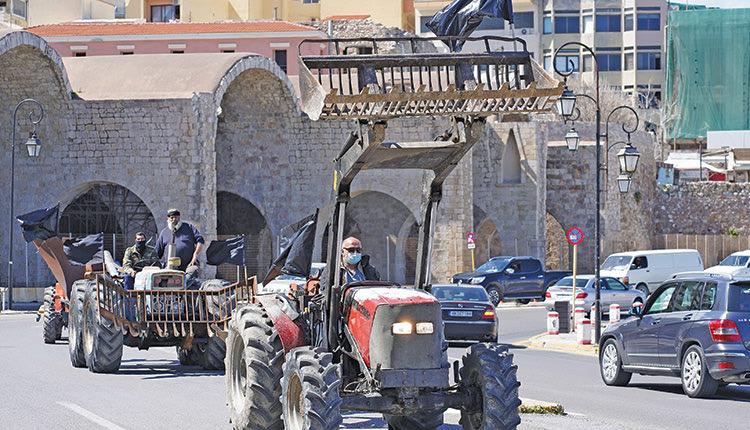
[2,305,749,429]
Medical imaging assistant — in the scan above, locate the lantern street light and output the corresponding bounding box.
[553,42,642,343]
[8,99,44,310]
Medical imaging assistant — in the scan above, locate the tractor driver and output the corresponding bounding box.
[122,232,158,290]
[154,209,205,286]
[340,236,380,284]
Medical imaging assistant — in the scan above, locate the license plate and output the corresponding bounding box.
[449,310,473,317]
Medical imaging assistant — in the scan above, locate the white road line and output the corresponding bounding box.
[57,401,128,430]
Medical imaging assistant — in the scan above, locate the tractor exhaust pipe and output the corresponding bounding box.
[166,243,180,270]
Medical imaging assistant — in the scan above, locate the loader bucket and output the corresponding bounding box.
[298,36,564,121]
[32,237,102,300]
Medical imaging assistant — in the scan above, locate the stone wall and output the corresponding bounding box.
[654,182,750,235]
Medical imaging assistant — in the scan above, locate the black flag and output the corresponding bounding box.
[206,235,246,266]
[426,0,514,51]
[262,210,318,285]
[16,203,59,243]
[63,233,104,266]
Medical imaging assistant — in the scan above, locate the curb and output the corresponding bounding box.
[527,332,598,356]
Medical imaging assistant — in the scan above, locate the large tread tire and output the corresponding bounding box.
[200,279,231,370]
[384,410,444,430]
[68,280,89,368]
[599,338,632,386]
[226,304,285,430]
[281,346,342,430]
[458,343,521,430]
[681,345,718,398]
[43,286,63,343]
[176,344,206,366]
[83,281,123,373]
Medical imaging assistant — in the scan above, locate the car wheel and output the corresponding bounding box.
[486,284,503,306]
[635,284,649,295]
[599,339,632,386]
[681,345,718,398]
[516,299,531,305]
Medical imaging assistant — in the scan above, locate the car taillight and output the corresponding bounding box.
[545,291,551,298]
[709,319,742,342]
[576,292,588,299]
[482,307,495,319]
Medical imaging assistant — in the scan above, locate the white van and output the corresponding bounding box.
[704,250,750,278]
[599,249,704,294]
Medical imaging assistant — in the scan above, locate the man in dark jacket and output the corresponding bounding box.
[154,209,204,285]
[122,231,158,290]
[340,236,380,284]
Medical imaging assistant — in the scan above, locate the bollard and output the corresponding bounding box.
[574,307,585,330]
[577,318,592,345]
[590,305,598,329]
[547,311,559,335]
[609,304,621,323]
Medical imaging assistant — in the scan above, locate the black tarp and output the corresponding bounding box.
[426,0,514,51]
[16,204,59,243]
[63,233,104,266]
[262,210,318,285]
[206,235,246,266]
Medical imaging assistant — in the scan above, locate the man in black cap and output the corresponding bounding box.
[154,209,205,285]
[122,231,158,290]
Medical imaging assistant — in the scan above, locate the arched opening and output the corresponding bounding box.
[473,205,502,264]
[545,212,569,270]
[59,183,156,262]
[216,191,273,282]
[501,130,522,184]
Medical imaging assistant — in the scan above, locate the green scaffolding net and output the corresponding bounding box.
[665,8,750,139]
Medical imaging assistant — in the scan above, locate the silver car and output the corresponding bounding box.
[544,275,647,315]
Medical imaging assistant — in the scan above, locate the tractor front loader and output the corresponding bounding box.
[225,36,563,429]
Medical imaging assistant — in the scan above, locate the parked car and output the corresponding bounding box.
[598,272,750,398]
[543,275,646,315]
[259,262,325,294]
[451,256,572,306]
[704,250,750,278]
[429,284,497,342]
[600,249,704,295]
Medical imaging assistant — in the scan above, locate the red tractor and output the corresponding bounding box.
[224,36,563,429]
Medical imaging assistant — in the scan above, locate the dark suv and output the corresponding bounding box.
[599,272,750,398]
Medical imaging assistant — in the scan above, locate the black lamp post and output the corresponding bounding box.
[8,99,44,310]
[553,42,641,343]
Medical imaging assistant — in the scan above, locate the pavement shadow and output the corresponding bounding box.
[629,382,750,402]
[115,358,224,379]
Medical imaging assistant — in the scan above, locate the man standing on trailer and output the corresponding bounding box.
[154,209,205,286]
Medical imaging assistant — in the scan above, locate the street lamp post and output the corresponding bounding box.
[8,99,44,310]
[553,42,640,343]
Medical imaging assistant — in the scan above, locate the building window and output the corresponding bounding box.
[543,16,552,34]
[555,16,579,33]
[302,0,319,3]
[420,16,433,33]
[151,4,179,22]
[514,12,533,29]
[221,49,235,53]
[637,85,661,108]
[637,13,660,30]
[596,14,621,32]
[477,17,505,30]
[597,54,621,71]
[554,52,579,72]
[624,14,633,31]
[637,52,661,70]
[121,51,134,55]
[582,54,593,72]
[543,55,552,72]
[624,53,634,70]
[74,52,86,57]
[583,15,594,33]
[274,49,288,73]
[171,50,184,54]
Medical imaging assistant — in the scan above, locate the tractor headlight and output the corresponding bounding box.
[415,322,434,334]
[392,322,413,335]
[470,276,485,284]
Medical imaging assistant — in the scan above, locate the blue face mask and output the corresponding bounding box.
[345,252,362,265]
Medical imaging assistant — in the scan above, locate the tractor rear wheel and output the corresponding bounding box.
[458,343,521,430]
[43,286,63,343]
[82,281,123,373]
[200,279,230,370]
[384,409,444,430]
[68,280,89,368]
[226,304,285,430]
[282,346,342,430]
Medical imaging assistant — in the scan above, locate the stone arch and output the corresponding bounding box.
[0,31,73,99]
[545,212,569,270]
[501,129,522,184]
[216,191,273,281]
[57,182,157,262]
[472,204,501,264]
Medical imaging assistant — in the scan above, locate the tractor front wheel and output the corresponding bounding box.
[281,346,342,430]
[458,343,521,430]
[68,280,89,368]
[82,282,123,373]
[226,304,285,430]
[200,279,230,370]
[43,286,63,343]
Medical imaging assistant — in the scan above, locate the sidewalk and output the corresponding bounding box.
[526,329,599,356]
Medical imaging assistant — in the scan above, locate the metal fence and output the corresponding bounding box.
[654,234,750,268]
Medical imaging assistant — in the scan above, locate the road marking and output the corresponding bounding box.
[57,401,128,430]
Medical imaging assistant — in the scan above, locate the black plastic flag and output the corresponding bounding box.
[206,235,246,266]
[262,210,318,285]
[16,203,59,243]
[63,233,104,266]
[426,0,514,51]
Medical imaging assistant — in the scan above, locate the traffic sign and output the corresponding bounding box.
[468,243,476,249]
[467,232,475,244]
[567,227,583,246]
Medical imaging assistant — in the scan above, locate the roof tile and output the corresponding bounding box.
[27,20,317,37]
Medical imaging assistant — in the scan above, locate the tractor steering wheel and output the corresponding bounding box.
[132,258,162,271]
